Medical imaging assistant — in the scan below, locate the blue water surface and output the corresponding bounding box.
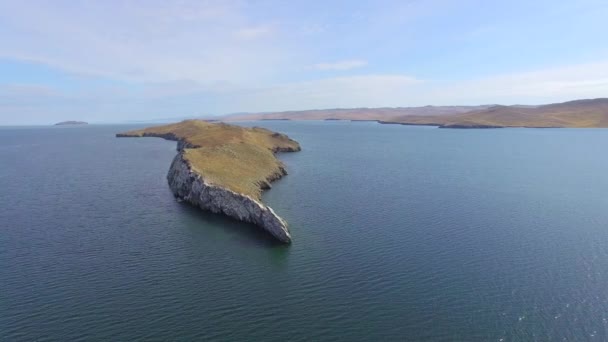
[2,121,608,341]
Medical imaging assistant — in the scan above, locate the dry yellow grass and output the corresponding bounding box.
[118,120,300,199]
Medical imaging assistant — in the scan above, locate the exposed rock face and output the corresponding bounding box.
[167,152,292,243]
[116,121,300,244]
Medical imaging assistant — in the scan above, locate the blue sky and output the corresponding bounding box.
[1,0,608,124]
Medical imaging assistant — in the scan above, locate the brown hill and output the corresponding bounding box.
[223,105,492,121]
[221,98,608,128]
[386,98,608,128]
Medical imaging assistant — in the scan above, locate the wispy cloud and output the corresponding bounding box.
[0,1,288,83]
[4,58,608,124]
[429,60,608,104]
[1,0,608,124]
[313,60,368,71]
[234,26,274,39]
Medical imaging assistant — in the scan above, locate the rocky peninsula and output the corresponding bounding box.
[117,120,301,243]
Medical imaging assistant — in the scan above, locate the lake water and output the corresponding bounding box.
[2,121,608,341]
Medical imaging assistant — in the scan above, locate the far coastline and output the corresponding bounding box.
[54,121,88,126]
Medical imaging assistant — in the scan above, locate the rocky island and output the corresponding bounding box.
[117,120,301,243]
[54,121,88,125]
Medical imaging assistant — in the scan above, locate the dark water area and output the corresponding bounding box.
[2,121,608,341]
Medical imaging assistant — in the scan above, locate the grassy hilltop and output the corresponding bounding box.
[118,120,300,199]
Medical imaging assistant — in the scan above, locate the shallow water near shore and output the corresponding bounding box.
[2,121,608,340]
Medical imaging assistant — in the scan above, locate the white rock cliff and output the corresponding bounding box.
[117,125,298,244]
[167,151,292,243]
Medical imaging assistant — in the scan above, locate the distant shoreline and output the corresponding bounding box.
[219,98,608,128]
[54,121,88,126]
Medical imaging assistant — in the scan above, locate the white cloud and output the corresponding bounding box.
[1,0,608,124]
[0,84,59,99]
[313,60,368,71]
[126,60,608,111]
[3,57,608,122]
[4,57,608,124]
[428,60,608,104]
[0,1,290,83]
[0,74,424,123]
[299,23,327,35]
[234,26,274,39]
[232,74,422,111]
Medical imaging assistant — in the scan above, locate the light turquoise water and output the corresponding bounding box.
[2,121,608,340]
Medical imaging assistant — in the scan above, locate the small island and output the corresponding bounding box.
[54,121,88,125]
[117,120,301,243]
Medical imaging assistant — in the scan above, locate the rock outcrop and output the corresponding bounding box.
[117,120,300,244]
[167,151,291,243]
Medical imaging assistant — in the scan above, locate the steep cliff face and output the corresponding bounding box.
[167,152,292,243]
[117,120,300,244]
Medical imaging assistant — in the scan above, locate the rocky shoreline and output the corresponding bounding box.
[167,151,292,243]
[116,121,300,244]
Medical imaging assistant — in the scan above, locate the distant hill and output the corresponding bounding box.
[223,105,493,121]
[54,121,88,126]
[384,98,608,128]
[220,98,608,128]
